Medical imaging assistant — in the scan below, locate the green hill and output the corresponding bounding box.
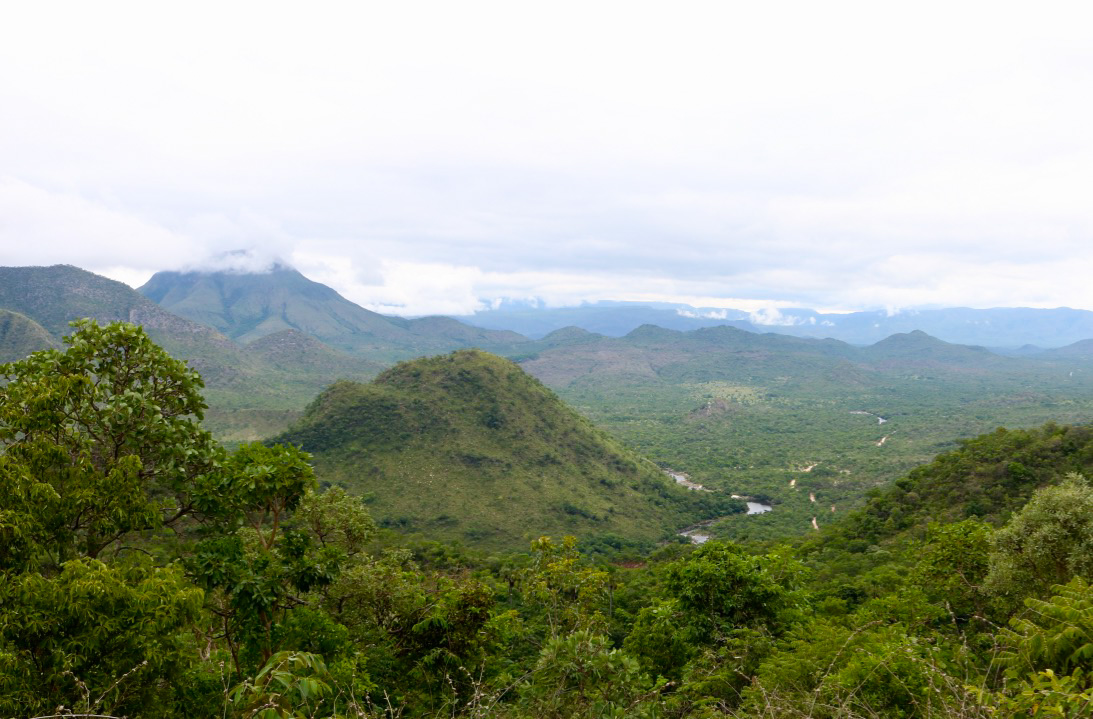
[0,310,57,363]
[274,350,738,549]
[859,329,1006,369]
[139,264,528,360]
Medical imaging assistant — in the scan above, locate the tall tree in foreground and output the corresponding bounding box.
[0,321,220,716]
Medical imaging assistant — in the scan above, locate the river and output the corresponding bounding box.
[678,499,773,544]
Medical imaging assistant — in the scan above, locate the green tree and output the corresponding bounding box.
[0,321,218,716]
[985,473,1093,604]
[0,319,220,570]
[913,519,993,621]
[512,630,662,719]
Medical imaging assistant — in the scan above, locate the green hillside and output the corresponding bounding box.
[0,264,259,387]
[274,349,739,549]
[0,310,56,363]
[139,264,528,359]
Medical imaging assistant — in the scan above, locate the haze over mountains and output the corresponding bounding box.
[5,260,1093,384]
[454,300,1093,349]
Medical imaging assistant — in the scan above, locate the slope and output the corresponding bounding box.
[0,310,57,363]
[0,264,256,386]
[832,422,1093,546]
[510,324,1093,542]
[274,350,738,550]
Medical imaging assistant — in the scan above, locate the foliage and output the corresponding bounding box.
[9,319,1093,718]
[913,519,993,620]
[0,319,220,569]
[228,651,333,719]
[0,558,203,718]
[511,630,662,719]
[984,473,1093,603]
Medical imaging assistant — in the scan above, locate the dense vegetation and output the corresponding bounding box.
[2,322,1092,718]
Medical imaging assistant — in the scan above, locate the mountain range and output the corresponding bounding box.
[4,260,1093,547]
[0,264,524,441]
[453,300,1093,348]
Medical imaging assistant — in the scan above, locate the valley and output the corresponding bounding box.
[4,263,1092,548]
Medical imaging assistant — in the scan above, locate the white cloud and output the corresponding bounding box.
[1,2,1091,314]
[749,308,810,327]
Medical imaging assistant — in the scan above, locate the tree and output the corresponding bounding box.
[984,473,1093,604]
[0,321,219,716]
[0,319,220,570]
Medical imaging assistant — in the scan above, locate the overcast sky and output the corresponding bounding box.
[2,1,1092,316]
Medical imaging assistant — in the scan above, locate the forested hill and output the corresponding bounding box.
[274,349,739,549]
[0,309,57,363]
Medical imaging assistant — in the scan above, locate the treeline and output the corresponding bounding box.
[1,322,1092,718]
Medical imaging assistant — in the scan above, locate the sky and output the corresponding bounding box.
[2,1,1092,316]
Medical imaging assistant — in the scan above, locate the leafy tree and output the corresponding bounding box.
[985,473,1093,604]
[0,557,203,717]
[520,535,610,638]
[913,519,993,621]
[0,319,220,570]
[664,542,804,637]
[512,630,662,719]
[0,321,220,715]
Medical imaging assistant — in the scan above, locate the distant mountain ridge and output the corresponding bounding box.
[0,264,383,441]
[0,264,256,385]
[453,302,1093,348]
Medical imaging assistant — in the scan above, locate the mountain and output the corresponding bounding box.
[518,324,870,390]
[139,264,528,360]
[1038,338,1093,361]
[454,302,1093,348]
[0,265,387,442]
[0,310,57,363]
[273,350,736,549]
[0,264,256,386]
[859,330,1006,369]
